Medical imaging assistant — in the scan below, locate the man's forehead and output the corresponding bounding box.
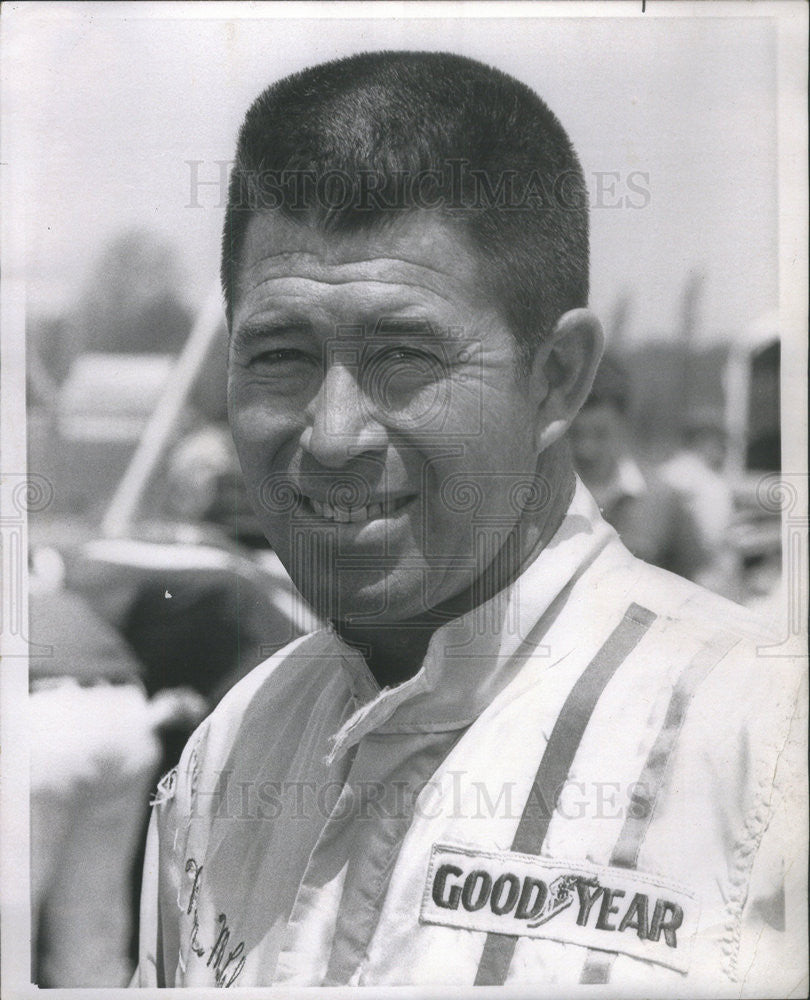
[235,209,489,296]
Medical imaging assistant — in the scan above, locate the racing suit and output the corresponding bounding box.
[134,480,806,995]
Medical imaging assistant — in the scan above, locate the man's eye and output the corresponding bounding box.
[244,349,321,391]
[366,346,445,384]
[368,345,442,369]
[251,348,317,370]
[365,344,445,368]
[361,345,446,409]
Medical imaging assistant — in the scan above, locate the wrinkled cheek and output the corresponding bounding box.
[229,428,267,512]
[230,391,281,440]
[425,473,528,581]
[228,409,296,554]
[230,393,301,480]
[422,501,475,565]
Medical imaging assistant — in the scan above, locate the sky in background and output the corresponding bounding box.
[4,4,781,346]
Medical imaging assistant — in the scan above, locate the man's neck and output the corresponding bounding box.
[333,446,576,689]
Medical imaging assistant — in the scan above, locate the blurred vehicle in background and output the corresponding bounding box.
[723,313,782,614]
[725,313,781,477]
[52,353,175,519]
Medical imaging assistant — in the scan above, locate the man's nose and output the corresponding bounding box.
[299,363,387,467]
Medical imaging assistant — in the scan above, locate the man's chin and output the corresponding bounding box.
[298,570,440,627]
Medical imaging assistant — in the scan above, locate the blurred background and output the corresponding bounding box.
[4,5,787,987]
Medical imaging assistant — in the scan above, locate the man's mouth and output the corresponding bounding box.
[304,494,415,523]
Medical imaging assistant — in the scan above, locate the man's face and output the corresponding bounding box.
[569,402,624,486]
[228,211,546,624]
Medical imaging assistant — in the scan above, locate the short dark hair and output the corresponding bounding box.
[222,50,589,367]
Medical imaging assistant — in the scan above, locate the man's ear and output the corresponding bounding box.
[528,308,604,453]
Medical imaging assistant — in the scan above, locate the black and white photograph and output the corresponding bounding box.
[1,2,807,997]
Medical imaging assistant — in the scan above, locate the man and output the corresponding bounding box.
[135,52,805,993]
[570,353,709,581]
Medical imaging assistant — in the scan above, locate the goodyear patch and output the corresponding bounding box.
[420,844,699,974]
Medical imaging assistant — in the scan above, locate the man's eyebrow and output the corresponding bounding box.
[233,320,312,343]
[373,317,435,336]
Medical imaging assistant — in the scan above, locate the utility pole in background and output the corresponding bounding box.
[606,291,632,356]
[677,269,706,423]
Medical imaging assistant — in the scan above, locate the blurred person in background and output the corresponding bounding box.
[658,409,737,596]
[29,548,206,987]
[570,353,709,582]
